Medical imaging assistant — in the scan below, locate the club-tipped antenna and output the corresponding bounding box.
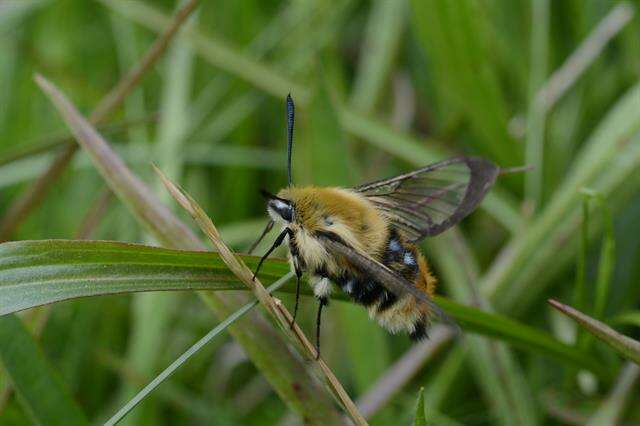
[286,94,295,186]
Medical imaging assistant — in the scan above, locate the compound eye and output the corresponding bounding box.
[280,204,293,222]
[268,199,293,222]
[323,216,334,226]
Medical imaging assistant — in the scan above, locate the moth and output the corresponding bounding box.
[252,95,501,357]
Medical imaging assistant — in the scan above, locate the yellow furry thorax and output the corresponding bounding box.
[276,186,389,257]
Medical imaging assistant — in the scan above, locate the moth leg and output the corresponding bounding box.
[246,219,274,255]
[290,265,303,329]
[253,228,291,280]
[315,297,328,360]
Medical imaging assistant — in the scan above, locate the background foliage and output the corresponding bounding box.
[1,0,640,424]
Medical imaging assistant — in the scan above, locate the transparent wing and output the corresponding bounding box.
[318,233,455,326]
[355,157,499,242]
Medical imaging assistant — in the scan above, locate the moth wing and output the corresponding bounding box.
[317,234,455,326]
[354,157,499,242]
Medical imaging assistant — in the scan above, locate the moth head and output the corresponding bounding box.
[262,189,294,224]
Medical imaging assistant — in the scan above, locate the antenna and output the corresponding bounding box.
[286,94,295,186]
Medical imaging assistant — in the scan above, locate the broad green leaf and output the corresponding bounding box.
[0,240,604,376]
[549,299,640,365]
[0,239,288,316]
[0,314,88,426]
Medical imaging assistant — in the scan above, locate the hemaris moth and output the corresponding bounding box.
[252,95,502,357]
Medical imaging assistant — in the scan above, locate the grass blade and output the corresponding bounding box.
[524,0,549,208]
[548,299,640,365]
[350,0,408,112]
[0,315,88,425]
[538,2,635,112]
[106,273,293,426]
[413,387,426,426]
[592,195,616,320]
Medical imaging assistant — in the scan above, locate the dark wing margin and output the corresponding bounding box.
[318,234,455,326]
[355,157,499,242]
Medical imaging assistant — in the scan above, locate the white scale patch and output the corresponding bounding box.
[344,279,355,294]
[403,251,416,265]
[311,276,333,299]
[389,239,401,252]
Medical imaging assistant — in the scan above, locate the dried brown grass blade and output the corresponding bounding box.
[154,165,368,426]
[548,299,640,365]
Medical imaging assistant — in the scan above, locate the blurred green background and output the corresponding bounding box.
[1,0,640,424]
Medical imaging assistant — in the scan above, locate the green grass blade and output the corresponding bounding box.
[524,0,549,208]
[0,314,88,426]
[593,197,616,320]
[413,387,426,426]
[574,194,590,321]
[350,0,408,112]
[549,299,640,365]
[106,273,293,426]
